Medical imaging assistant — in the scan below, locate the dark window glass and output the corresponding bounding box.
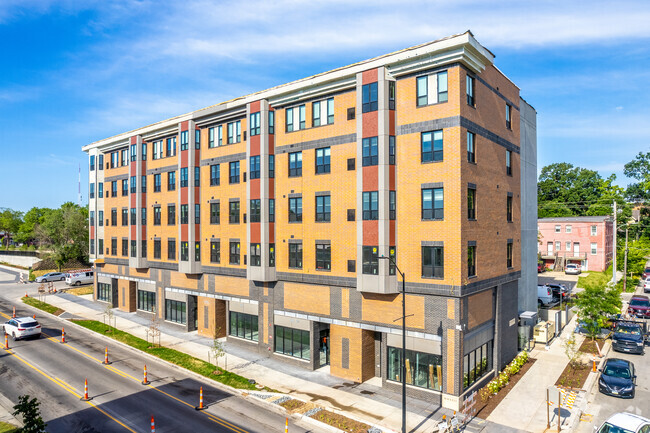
[507,195,513,222]
[229,311,259,341]
[229,161,240,184]
[195,204,200,224]
[289,243,302,269]
[180,167,188,187]
[421,130,443,162]
[362,191,378,220]
[137,290,156,312]
[362,82,378,113]
[122,179,128,196]
[153,240,161,259]
[168,171,176,191]
[422,246,444,278]
[422,188,444,220]
[168,239,176,260]
[463,341,493,390]
[167,205,176,225]
[229,201,240,224]
[154,174,161,192]
[268,111,275,135]
[362,246,378,275]
[468,188,476,220]
[249,156,260,179]
[210,202,220,224]
[269,244,275,267]
[316,243,331,270]
[466,75,475,106]
[467,132,476,163]
[269,199,275,223]
[468,245,476,277]
[229,241,240,265]
[269,154,275,178]
[289,197,302,222]
[180,204,188,224]
[195,241,200,261]
[130,208,136,225]
[388,347,442,391]
[194,167,200,187]
[153,207,161,225]
[362,137,378,166]
[506,150,512,176]
[315,195,331,222]
[250,199,261,223]
[274,325,310,360]
[210,240,220,263]
[250,112,261,136]
[131,176,136,193]
[289,152,302,177]
[250,243,261,266]
[180,130,189,151]
[180,241,189,261]
[315,147,330,174]
[122,208,128,226]
[389,191,396,220]
[141,175,146,193]
[111,208,117,226]
[165,300,186,324]
[507,242,513,268]
[210,164,220,186]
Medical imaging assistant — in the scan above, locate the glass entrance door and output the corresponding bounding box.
[319,329,330,367]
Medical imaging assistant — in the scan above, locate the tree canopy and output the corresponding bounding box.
[0,208,24,248]
[35,202,88,270]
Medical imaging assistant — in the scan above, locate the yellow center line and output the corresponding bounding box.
[1,347,136,433]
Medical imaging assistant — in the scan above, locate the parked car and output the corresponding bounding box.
[35,272,67,283]
[537,263,544,273]
[2,317,41,341]
[611,320,646,355]
[642,267,650,280]
[564,264,581,275]
[537,285,553,306]
[66,271,94,286]
[546,283,569,301]
[644,278,650,293]
[599,358,637,398]
[628,295,650,319]
[596,412,650,432]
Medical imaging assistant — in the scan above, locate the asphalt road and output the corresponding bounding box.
[0,294,321,433]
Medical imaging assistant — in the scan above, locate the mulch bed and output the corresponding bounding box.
[579,338,605,356]
[475,358,536,419]
[554,362,591,389]
[279,399,306,413]
[313,410,371,433]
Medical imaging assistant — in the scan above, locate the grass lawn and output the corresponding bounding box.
[22,296,63,315]
[578,267,637,292]
[0,421,19,433]
[71,320,258,391]
[65,286,94,296]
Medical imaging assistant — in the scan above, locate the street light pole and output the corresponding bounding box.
[380,255,406,433]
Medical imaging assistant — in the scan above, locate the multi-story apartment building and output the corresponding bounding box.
[83,31,537,409]
[538,216,613,272]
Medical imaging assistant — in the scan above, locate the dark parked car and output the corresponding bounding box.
[599,358,636,398]
[546,283,569,301]
[612,320,646,355]
[538,263,544,273]
[628,295,650,319]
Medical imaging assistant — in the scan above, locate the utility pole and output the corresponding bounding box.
[623,227,629,291]
[612,200,617,285]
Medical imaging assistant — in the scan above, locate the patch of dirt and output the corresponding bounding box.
[53,309,64,316]
[554,362,591,389]
[475,358,537,419]
[579,338,605,356]
[279,399,305,413]
[211,370,222,376]
[313,410,370,433]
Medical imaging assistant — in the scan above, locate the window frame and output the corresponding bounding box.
[315,195,331,222]
[362,137,378,166]
[422,246,444,278]
[421,130,443,163]
[422,188,444,220]
[362,82,378,113]
[315,243,331,271]
[315,147,331,174]
[288,243,303,269]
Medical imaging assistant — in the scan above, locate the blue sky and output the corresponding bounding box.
[1,0,649,212]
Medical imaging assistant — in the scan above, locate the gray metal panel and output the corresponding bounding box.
[274,313,310,331]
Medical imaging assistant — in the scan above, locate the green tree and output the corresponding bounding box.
[12,395,46,433]
[35,202,88,270]
[586,175,630,220]
[15,207,51,245]
[575,285,621,340]
[0,208,24,248]
[538,163,603,216]
[538,201,573,218]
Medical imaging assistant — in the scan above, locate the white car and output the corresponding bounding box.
[644,278,650,293]
[3,317,41,341]
[66,271,94,286]
[596,412,650,433]
[565,263,581,275]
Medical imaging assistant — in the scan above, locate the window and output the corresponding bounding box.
[506,150,512,176]
[315,147,330,174]
[250,243,261,266]
[421,130,443,162]
[130,176,136,193]
[347,209,355,221]
[389,136,395,165]
[209,239,221,263]
[249,156,260,179]
[210,202,220,224]
[122,238,128,256]
[463,341,492,390]
[269,199,275,223]
[566,241,571,251]
[137,290,155,312]
[389,191,396,220]
[591,225,597,236]
[468,245,476,277]
[195,129,201,149]
[98,239,103,254]
[389,347,442,391]
[288,197,302,222]
[165,300,186,324]
[466,75,475,106]
[507,195,513,222]
[269,154,275,178]
[362,137,378,166]
[121,208,128,226]
[362,191,378,220]
[121,149,128,166]
[90,211,95,227]
[348,158,355,171]
[110,152,117,168]
[566,225,572,233]
[89,183,95,199]
[467,132,476,163]
[229,201,240,224]
[312,98,334,127]
[208,126,221,148]
[166,137,176,156]
[168,239,176,260]
[362,246,378,275]
[229,161,240,184]
[316,195,331,222]
[130,208,136,225]
[422,188,444,220]
[227,120,241,144]
[130,144,137,162]
[230,311,258,341]
[153,140,163,160]
[194,167,200,187]
[468,188,476,220]
[285,105,305,132]
[141,207,147,226]
[389,81,396,110]
[111,208,117,226]
[416,71,448,106]
[99,154,104,170]
[269,244,275,267]
[98,210,103,227]
[507,242,513,268]
[289,243,302,268]
[153,174,161,192]
[422,246,444,278]
[98,183,103,198]
[249,199,261,223]
[90,155,95,171]
[362,82,378,113]
[122,179,128,196]
[347,107,355,120]
[555,225,561,233]
[97,283,112,302]
[153,240,161,259]
[556,241,561,251]
[130,240,136,258]
[316,243,331,270]
[167,204,176,225]
[591,243,598,255]
[195,241,201,261]
[325,98,334,124]
[229,242,240,265]
[210,164,220,186]
[141,239,147,259]
[179,167,188,187]
[194,204,200,224]
[141,142,147,161]
[180,204,188,224]
[274,325,309,360]
[250,112,260,136]
[141,175,146,193]
[180,241,189,261]
[111,181,117,197]
[288,152,302,177]
[506,104,512,129]
[167,171,176,191]
[180,130,189,151]
[111,238,117,255]
[90,241,95,255]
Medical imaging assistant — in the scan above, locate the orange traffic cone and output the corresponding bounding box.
[150,415,155,433]
[142,364,150,385]
[4,333,8,350]
[80,378,91,401]
[12,306,15,318]
[195,386,204,410]
[61,328,66,344]
[285,416,289,433]
[102,347,111,365]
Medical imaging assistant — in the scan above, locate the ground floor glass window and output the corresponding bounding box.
[229,311,258,341]
[274,325,310,360]
[97,283,111,302]
[463,340,493,390]
[387,347,442,391]
[165,299,186,324]
[137,290,156,313]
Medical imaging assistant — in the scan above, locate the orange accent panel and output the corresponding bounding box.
[194,224,200,242]
[363,220,378,244]
[363,165,378,190]
[269,179,274,197]
[389,220,395,245]
[362,112,378,138]
[140,226,146,239]
[181,149,187,166]
[180,187,187,204]
[250,223,260,243]
[90,226,94,238]
[250,179,260,199]
[269,223,275,243]
[250,136,260,156]
[250,100,261,112]
[388,110,395,135]
[181,224,188,241]
[362,69,377,85]
[269,135,274,153]
[389,166,395,190]
[180,120,188,129]
[130,225,136,239]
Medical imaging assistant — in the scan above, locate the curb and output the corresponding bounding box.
[0,392,22,428]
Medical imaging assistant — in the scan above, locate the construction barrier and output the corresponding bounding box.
[195,386,204,410]
[61,328,66,344]
[142,364,150,385]
[12,306,15,318]
[102,347,111,365]
[4,333,8,350]
[285,416,288,433]
[81,378,90,401]
[151,415,155,433]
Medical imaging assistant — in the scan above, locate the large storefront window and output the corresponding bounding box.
[97,283,112,302]
[463,340,493,390]
[274,325,310,360]
[137,290,156,313]
[387,347,442,391]
[165,299,186,324]
[229,311,258,341]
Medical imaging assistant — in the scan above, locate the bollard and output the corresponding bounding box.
[150,415,155,433]
[102,347,111,365]
[12,306,15,318]
[61,328,66,344]
[592,357,597,372]
[80,378,91,401]
[285,416,288,433]
[4,333,8,350]
[195,386,204,410]
[33,314,36,319]
[142,364,150,385]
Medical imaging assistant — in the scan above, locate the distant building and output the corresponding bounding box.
[538,216,613,272]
